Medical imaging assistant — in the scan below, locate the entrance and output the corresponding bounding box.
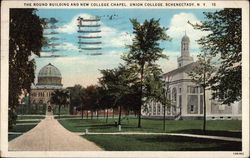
[48,105,52,112]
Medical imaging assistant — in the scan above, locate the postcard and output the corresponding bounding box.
[1,0,249,157]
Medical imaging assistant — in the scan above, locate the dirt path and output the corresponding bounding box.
[9,115,103,151]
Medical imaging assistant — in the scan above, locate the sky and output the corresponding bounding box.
[34,9,218,87]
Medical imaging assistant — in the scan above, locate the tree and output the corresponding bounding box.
[68,85,85,117]
[99,65,137,125]
[122,18,171,128]
[9,9,44,128]
[150,75,172,131]
[51,90,70,119]
[82,85,99,119]
[187,53,216,133]
[189,9,242,104]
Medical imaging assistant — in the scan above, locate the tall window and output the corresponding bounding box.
[172,87,177,102]
[157,104,161,115]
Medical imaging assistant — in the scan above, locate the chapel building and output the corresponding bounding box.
[143,33,242,120]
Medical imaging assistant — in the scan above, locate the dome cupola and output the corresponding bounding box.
[36,63,62,89]
[181,34,190,42]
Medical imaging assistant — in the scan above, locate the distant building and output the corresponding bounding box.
[29,63,65,113]
[143,33,242,120]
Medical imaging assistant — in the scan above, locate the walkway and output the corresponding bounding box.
[75,132,241,142]
[9,115,103,151]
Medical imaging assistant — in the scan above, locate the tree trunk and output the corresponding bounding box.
[118,106,122,125]
[112,108,114,119]
[137,106,141,128]
[163,105,166,131]
[104,109,106,119]
[97,110,99,119]
[203,87,206,133]
[81,105,83,119]
[138,64,144,128]
[91,111,93,119]
[106,109,109,123]
[86,111,88,119]
[58,105,61,119]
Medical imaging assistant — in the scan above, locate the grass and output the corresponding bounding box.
[82,135,242,151]
[8,116,42,141]
[59,118,241,138]
[8,124,38,141]
[17,115,45,120]
[16,120,41,124]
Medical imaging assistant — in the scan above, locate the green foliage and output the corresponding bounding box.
[189,8,242,104]
[99,66,139,125]
[9,9,44,128]
[67,85,85,114]
[187,52,216,133]
[50,89,70,118]
[122,18,171,127]
[187,53,216,88]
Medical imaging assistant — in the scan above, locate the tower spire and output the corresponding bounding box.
[177,32,193,68]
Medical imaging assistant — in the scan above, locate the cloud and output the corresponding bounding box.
[58,13,132,49]
[56,42,78,51]
[58,14,96,34]
[167,12,209,50]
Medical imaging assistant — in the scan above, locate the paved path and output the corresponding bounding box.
[76,132,241,142]
[9,115,103,151]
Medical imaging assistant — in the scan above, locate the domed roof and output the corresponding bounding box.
[182,34,190,42]
[38,63,61,78]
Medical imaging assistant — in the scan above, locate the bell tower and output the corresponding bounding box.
[177,32,194,68]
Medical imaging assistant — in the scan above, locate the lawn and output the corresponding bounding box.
[59,118,241,138]
[17,115,45,120]
[8,124,38,141]
[8,115,43,141]
[82,134,241,151]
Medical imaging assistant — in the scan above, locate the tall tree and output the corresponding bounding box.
[187,53,216,133]
[146,74,172,131]
[68,85,85,116]
[189,9,242,104]
[99,65,137,125]
[51,90,70,119]
[82,85,99,119]
[9,9,44,128]
[122,18,171,128]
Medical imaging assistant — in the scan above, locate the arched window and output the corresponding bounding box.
[39,100,43,104]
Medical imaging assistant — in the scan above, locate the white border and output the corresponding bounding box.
[1,1,249,158]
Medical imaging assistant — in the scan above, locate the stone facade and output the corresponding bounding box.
[30,63,64,113]
[143,34,242,120]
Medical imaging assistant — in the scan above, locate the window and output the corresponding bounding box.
[179,95,182,107]
[172,88,177,102]
[200,87,204,93]
[200,95,203,114]
[179,87,182,93]
[190,105,194,112]
[157,104,161,115]
[148,105,152,113]
[187,86,198,93]
[39,100,43,104]
[172,107,176,115]
[153,105,156,115]
[167,106,171,115]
